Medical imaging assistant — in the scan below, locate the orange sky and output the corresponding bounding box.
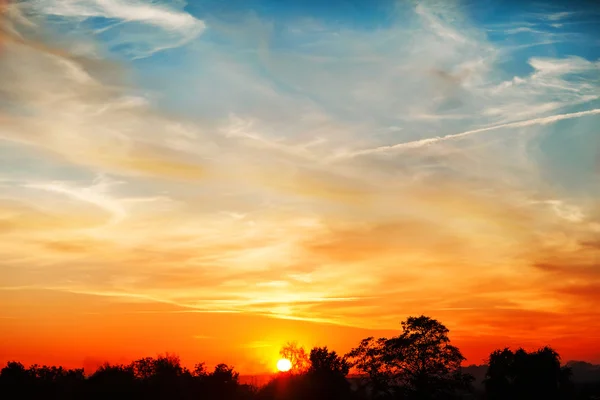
[1,0,600,374]
[2,286,599,373]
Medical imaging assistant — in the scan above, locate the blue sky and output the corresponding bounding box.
[1,0,600,369]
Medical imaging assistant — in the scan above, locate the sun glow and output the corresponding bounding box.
[277,358,292,372]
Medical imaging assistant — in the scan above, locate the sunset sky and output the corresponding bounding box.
[1,0,600,374]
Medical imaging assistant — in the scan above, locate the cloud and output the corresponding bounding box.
[0,27,210,179]
[0,198,109,234]
[542,12,576,22]
[529,56,600,77]
[414,3,471,45]
[24,176,127,224]
[24,0,205,58]
[34,0,199,30]
[542,200,586,223]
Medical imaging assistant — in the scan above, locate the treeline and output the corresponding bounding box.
[1,315,599,399]
[1,356,251,400]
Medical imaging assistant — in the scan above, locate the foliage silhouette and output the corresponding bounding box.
[0,361,85,399]
[484,346,573,400]
[257,346,352,400]
[88,363,137,400]
[279,342,310,374]
[307,347,353,399]
[309,346,350,377]
[347,315,473,400]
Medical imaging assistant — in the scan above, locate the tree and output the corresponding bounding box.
[125,354,192,400]
[484,348,514,399]
[89,363,135,383]
[279,342,310,374]
[0,357,257,400]
[0,361,31,384]
[210,363,239,385]
[347,315,473,400]
[193,362,208,377]
[485,346,573,400]
[132,357,156,380]
[258,347,351,400]
[152,353,184,378]
[385,315,471,399]
[88,363,136,399]
[309,347,350,377]
[204,363,247,400]
[0,361,35,397]
[346,337,394,398]
[308,347,352,400]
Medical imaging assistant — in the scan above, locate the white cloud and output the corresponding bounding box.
[544,12,575,22]
[530,56,600,77]
[505,27,545,35]
[32,0,198,29]
[543,200,585,223]
[415,3,468,44]
[23,176,127,224]
[26,0,205,58]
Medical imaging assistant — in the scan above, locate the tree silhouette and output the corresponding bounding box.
[309,347,350,377]
[258,346,351,400]
[346,336,394,398]
[132,357,156,380]
[0,361,88,399]
[485,346,573,400]
[0,361,30,384]
[152,353,184,378]
[88,363,136,400]
[29,364,85,399]
[90,356,248,400]
[279,342,310,374]
[347,315,473,400]
[192,362,208,377]
[210,363,239,385]
[0,361,34,397]
[206,363,252,400]
[307,346,352,400]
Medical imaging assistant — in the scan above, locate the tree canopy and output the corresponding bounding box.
[485,346,573,400]
[347,315,473,399]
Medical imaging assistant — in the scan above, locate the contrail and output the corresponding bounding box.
[338,108,600,159]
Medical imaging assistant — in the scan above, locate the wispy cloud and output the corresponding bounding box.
[25,0,205,58]
[540,11,576,22]
[23,176,127,225]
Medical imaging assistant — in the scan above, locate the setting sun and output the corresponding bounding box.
[277,358,292,372]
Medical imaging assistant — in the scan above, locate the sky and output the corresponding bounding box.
[1,0,600,374]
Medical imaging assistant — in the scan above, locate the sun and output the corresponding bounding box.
[276,358,292,372]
